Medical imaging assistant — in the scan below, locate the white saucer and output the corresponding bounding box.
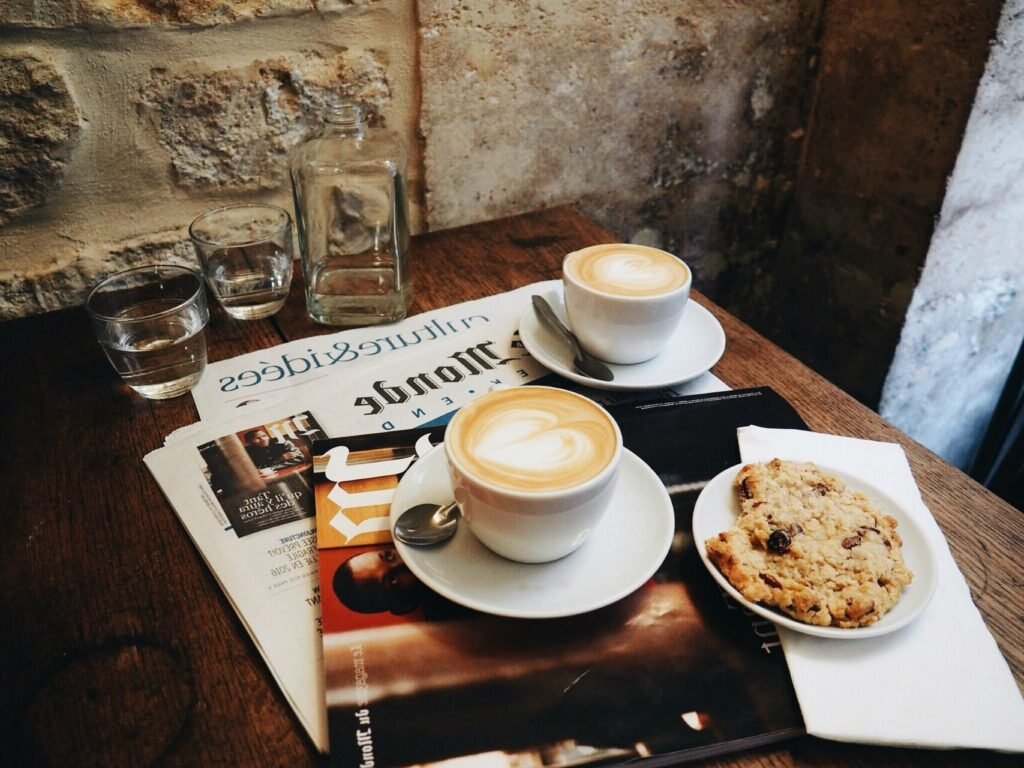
[518,286,726,391]
[390,445,675,619]
[693,462,938,639]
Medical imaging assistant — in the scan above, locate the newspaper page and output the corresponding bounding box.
[164,283,549,445]
[147,285,728,751]
[190,281,561,421]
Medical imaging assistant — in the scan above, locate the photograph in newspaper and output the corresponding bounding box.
[314,388,810,768]
[198,412,327,537]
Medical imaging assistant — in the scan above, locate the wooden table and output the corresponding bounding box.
[2,206,1020,768]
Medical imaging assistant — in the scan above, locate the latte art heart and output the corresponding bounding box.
[447,388,618,492]
[473,412,608,486]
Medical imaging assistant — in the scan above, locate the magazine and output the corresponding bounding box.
[314,387,809,768]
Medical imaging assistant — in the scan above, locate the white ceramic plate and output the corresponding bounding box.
[518,286,726,391]
[693,462,938,639]
[390,445,675,619]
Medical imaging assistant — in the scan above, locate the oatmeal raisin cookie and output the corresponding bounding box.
[705,459,913,628]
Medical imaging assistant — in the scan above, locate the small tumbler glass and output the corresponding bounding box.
[189,204,294,320]
[86,264,209,400]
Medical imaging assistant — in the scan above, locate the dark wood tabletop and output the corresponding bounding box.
[2,206,1021,768]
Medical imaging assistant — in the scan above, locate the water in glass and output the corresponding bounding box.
[100,298,208,399]
[206,242,292,319]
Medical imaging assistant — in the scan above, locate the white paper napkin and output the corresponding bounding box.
[736,426,1024,751]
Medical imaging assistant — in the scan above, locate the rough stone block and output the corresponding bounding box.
[0,0,370,28]
[0,233,196,320]
[138,50,390,190]
[0,53,82,226]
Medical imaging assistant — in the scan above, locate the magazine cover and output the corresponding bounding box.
[314,387,809,768]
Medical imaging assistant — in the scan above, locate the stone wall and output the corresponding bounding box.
[0,0,420,316]
[418,0,815,272]
[0,0,820,321]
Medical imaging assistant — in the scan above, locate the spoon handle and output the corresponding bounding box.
[532,295,583,357]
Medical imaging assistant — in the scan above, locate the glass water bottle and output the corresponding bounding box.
[289,101,412,326]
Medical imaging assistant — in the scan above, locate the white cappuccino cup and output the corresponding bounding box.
[444,386,622,563]
[562,243,691,365]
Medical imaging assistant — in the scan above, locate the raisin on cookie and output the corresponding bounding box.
[705,459,913,628]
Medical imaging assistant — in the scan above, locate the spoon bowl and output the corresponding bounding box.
[394,500,460,546]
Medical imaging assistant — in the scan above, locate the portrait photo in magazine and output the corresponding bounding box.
[198,411,327,538]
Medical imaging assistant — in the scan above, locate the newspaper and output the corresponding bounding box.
[190,281,564,420]
[145,282,728,751]
[164,283,552,446]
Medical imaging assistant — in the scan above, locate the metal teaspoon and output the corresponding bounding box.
[393,500,460,546]
[531,295,615,382]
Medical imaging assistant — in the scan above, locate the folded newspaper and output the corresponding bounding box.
[188,282,570,421]
[144,281,727,751]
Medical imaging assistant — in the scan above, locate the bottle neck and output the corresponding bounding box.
[323,102,365,137]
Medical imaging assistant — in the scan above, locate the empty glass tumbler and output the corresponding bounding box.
[289,100,412,326]
[86,264,209,399]
[189,204,294,320]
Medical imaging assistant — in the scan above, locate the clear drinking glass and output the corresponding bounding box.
[189,204,294,320]
[86,264,209,400]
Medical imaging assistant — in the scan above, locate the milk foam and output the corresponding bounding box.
[567,244,688,297]
[448,389,617,492]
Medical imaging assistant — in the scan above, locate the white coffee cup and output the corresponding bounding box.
[444,386,622,563]
[562,243,691,364]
